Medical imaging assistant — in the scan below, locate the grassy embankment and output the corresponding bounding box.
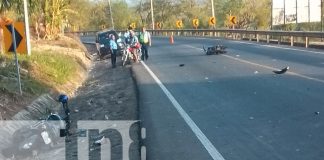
[0,35,90,119]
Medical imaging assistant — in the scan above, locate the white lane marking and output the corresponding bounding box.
[141,146,146,160]
[184,45,324,84]
[140,61,226,160]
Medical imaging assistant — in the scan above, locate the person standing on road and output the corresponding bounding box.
[139,27,151,61]
[124,26,133,40]
[109,34,118,68]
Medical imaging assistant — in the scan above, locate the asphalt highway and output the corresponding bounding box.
[133,36,324,160]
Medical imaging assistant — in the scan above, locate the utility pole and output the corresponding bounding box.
[284,0,286,26]
[295,0,298,31]
[23,0,31,56]
[108,0,114,30]
[321,0,323,41]
[271,0,273,30]
[211,0,215,28]
[151,0,155,29]
[308,0,310,23]
[321,0,323,32]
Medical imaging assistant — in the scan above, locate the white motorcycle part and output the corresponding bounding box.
[41,131,52,145]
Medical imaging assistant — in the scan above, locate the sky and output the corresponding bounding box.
[126,0,140,6]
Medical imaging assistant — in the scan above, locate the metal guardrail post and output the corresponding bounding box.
[257,34,260,42]
[305,37,309,48]
[290,36,294,46]
[278,36,281,44]
[267,35,270,43]
[249,34,252,41]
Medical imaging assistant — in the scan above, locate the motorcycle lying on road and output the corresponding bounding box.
[2,114,65,158]
[203,44,227,55]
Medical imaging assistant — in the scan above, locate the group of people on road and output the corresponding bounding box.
[103,25,152,68]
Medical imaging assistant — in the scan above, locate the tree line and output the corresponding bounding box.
[1,0,274,39]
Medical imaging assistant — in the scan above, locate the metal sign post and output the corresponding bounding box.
[10,23,22,95]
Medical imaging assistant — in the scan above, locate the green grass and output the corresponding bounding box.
[23,50,79,85]
[0,49,79,95]
[0,64,48,95]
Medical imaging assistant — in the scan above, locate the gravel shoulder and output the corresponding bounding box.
[65,44,140,160]
[0,44,140,160]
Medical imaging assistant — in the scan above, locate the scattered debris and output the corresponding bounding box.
[87,99,94,105]
[105,115,109,120]
[117,100,123,104]
[249,117,255,120]
[74,109,79,113]
[273,66,289,74]
[179,64,185,67]
[254,71,259,74]
[315,112,320,115]
[205,77,209,80]
[236,55,240,57]
[92,135,108,145]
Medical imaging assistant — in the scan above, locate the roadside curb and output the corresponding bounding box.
[130,63,144,160]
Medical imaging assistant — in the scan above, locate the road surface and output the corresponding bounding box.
[132,36,324,160]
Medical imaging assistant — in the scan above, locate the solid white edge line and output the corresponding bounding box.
[140,61,225,160]
[184,45,324,84]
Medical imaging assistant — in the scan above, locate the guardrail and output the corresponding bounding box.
[70,29,324,48]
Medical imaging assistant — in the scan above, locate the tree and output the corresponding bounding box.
[0,0,13,13]
[111,0,134,30]
[67,0,92,31]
